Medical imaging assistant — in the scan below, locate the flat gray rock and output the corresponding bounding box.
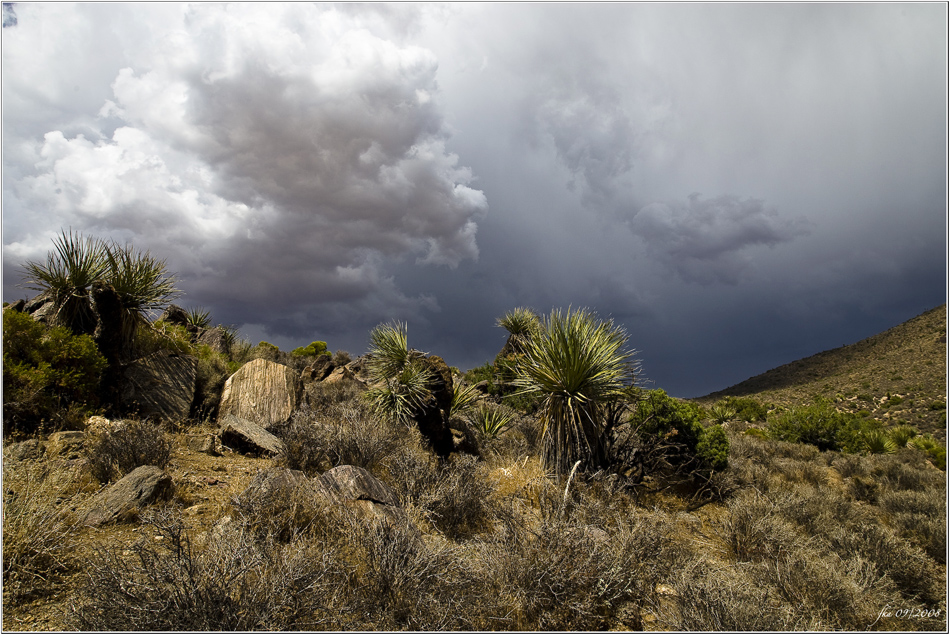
[218,414,284,456]
[81,465,174,527]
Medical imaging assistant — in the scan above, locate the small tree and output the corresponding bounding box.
[511,307,637,478]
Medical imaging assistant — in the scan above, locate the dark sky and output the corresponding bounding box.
[2,3,946,397]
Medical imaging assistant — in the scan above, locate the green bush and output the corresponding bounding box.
[765,400,859,452]
[292,341,330,357]
[720,396,770,422]
[630,390,730,473]
[3,310,107,437]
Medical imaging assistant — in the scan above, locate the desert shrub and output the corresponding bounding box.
[345,520,475,630]
[275,417,327,476]
[629,390,730,476]
[720,395,770,422]
[331,349,352,366]
[3,462,82,602]
[304,378,365,412]
[472,514,674,631]
[83,418,172,483]
[70,506,344,631]
[291,340,329,357]
[765,400,859,452]
[3,310,107,437]
[879,489,947,562]
[134,319,195,357]
[718,490,800,563]
[279,402,399,475]
[860,427,898,454]
[665,561,795,631]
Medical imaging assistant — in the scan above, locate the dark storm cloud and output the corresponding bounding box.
[629,194,811,285]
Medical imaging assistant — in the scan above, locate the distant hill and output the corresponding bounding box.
[697,305,947,439]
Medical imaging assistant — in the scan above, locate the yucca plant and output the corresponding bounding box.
[448,382,481,420]
[103,242,179,359]
[364,322,433,427]
[511,307,637,478]
[709,401,738,425]
[862,429,898,455]
[887,424,918,448]
[22,230,109,335]
[468,403,513,439]
[186,308,212,329]
[497,307,540,343]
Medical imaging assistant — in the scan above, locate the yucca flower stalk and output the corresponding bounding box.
[512,307,637,478]
[364,321,433,427]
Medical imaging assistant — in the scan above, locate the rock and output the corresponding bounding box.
[120,351,197,422]
[196,326,231,355]
[451,426,481,457]
[317,465,400,507]
[218,358,303,430]
[218,414,285,456]
[3,439,44,462]
[322,365,355,384]
[158,304,190,328]
[46,431,86,458]
[316,465,416,534]
[81,465,174,527]
[235,466,317,507]
[473,380,490,394]
[344,356,373,383]
[301,356,334,383]
[23,290,54,317]
[4,299,25,313]
[186,433,223,456]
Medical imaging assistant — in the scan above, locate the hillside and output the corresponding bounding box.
[698,305,947,439]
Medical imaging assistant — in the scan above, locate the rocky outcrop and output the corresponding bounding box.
[81,465,174,526]
[196,326,231,355]
[301,356,335,384]
[218,358,302,430]
[218,414,284,456]
[119,351,197,422]
[186,433,223,456]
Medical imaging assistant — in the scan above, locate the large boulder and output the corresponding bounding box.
[218,358,302,430]
[81,465,174,526]
[218,414,284,456]
[301,356,335,384]
[120,351,197,422]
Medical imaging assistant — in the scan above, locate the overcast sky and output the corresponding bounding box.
[3,3,946,397]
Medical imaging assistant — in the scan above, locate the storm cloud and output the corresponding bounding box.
[3,3,945,396]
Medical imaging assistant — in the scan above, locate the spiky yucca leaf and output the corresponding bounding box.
[105,243,178,314]
[512,307,637,477]
[710,402,738,425]
[366,321,414,383]
[863,429,898,455]
[469,403,513,439]
[448,382,482,419]
[365,361,432,427]
[22,230,110,334]
[187,308,212,329]
[888,424,918,448]
[497,307,541,338]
